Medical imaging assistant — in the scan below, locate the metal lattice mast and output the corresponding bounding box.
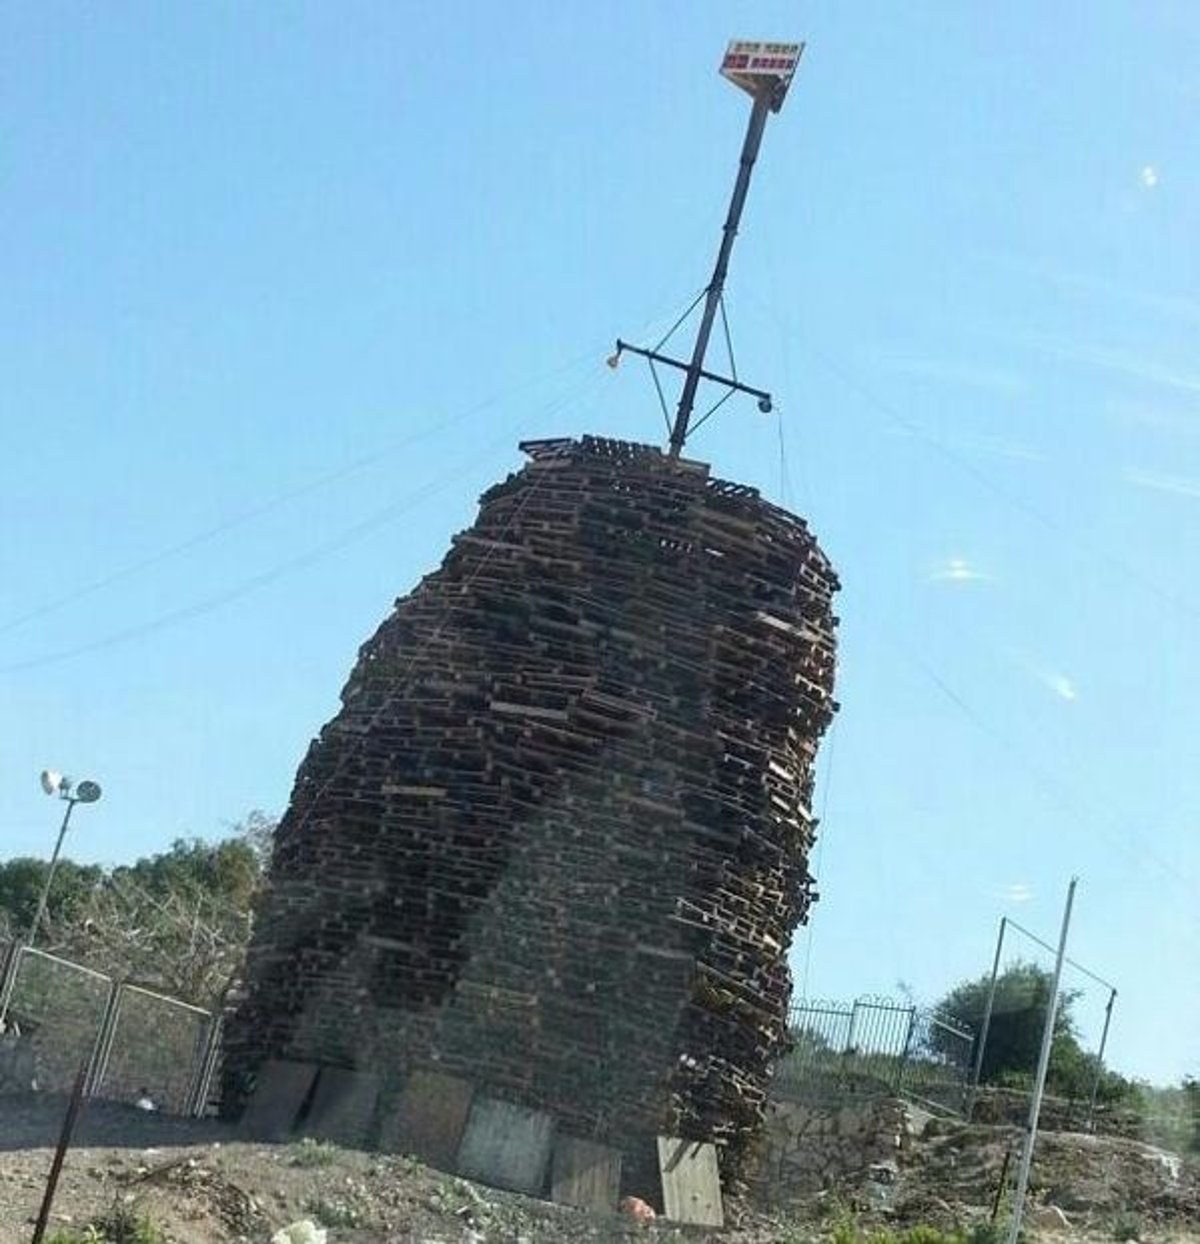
[611,41,804,457]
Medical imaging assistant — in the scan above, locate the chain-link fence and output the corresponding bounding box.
[0,938,220,1116]
[90,984,218,1114]
[776,995,975,1115]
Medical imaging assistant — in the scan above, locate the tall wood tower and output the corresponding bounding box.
[224,39,838,1205]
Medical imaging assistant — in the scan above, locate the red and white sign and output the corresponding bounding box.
[720,40,804,105]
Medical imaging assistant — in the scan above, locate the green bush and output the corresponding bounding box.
[966,1224,1003,1244]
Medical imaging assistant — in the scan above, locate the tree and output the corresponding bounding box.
[0,811,276,1008]
[0,857,105,941]
[933,961,1085,1091]
[1184,1077,1200,1153]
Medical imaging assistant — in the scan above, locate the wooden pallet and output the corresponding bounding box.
[224,435,839,1185]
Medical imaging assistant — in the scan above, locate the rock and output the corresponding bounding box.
[1045,1184,1090,1212]
[270,1223,328,1244]
[1029,1203,1071,1230]
[868,1161,898,1186]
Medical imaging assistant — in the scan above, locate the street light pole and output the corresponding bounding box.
[0,771,102,1034]
[28,797,78,949]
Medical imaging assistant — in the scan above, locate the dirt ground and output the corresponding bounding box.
[1,1095,1198,1244]
[0,1095,776,1244]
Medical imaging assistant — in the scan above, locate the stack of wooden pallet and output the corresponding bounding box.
[223,434,838,1182]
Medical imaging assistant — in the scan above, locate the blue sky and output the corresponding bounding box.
[2,3,1197,1084]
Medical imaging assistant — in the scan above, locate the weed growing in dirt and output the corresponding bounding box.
[288,1137,339,1168]
[306,1195,365,1228]
[1111,1212,1143,1242]
[826,1219,1006,1244]
[45,1201,165,1244]
[770,1226,817,1244]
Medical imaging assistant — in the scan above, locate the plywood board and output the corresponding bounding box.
[304,1067,381,1146]
[456,1096,554,1195]
[379,1069,474,1169]
[240,1060,318,1140]
[550,1134,622,1212]
[657,1136,723,1227]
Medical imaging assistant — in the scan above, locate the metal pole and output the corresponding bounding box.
[189,1013,224,1118]
[0,800,77,1034]
[1085,988,1117,1130]
[31,1059,89,1244]
[895,1006,917,1095]
[85,981,124,1100]
[28,798,77,948]
[846,999,859,1052]
[968,916,1007,1115]
[668,87,774,457]
[991,1148,1014,1222]
[1006,877,1078,1244]
[0,942,20,1034]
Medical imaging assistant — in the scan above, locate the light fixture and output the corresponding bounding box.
[74,781,102,804]
[39,771,102,803]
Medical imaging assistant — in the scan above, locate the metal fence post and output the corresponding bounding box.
[895,1005,917,1094]
[968,916,1007,1117]
[0,941,24,1031]
[85,981,124,1099]
[186,1012,224,1118]
[841,999,860,1089]
[1085,988,1117,1130]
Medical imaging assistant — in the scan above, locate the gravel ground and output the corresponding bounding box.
[0,1095,783,1243]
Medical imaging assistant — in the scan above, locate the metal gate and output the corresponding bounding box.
[777,995,975,1114]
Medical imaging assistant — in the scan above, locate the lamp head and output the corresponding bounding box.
[74,780,102,805]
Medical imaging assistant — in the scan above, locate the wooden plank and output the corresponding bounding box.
[456,1096,554,1196]
[379,1070,474,1170]
[657,1136,724,1227]
[240,1060,318,1141]
[550,1135,622,1212]
[304,1067,381,1146]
